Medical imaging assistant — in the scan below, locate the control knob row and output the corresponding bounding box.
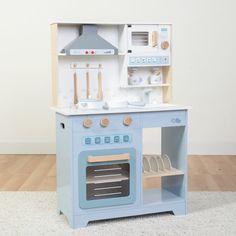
[83,116,133,128]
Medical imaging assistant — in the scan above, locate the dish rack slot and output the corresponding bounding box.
[143,154,184,177]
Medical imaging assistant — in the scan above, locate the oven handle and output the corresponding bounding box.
[87,153,130,163]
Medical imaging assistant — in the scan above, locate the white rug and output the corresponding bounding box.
[0,192,235,236]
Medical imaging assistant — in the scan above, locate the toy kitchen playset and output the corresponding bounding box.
[51,22,189,228]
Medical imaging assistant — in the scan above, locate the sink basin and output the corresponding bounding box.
[78,100,104,109]
[103,101,128,109]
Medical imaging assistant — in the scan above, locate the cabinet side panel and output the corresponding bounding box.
[56,114,73,219]
[51,24,59,107]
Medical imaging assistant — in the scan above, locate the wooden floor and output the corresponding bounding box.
[0,155,235,191]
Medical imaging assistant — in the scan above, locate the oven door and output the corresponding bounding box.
[78,148,136,209]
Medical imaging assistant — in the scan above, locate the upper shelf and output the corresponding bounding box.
[126,84,170,88]
[58,52,126,57]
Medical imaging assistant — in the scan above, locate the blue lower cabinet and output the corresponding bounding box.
[56,109,188,228]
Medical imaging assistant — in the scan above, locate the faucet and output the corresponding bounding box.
[143,89,152,105]
[127,89,153,107]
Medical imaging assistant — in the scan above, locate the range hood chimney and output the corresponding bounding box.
[61,24,118,55]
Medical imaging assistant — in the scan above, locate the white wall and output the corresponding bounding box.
[0,0,235,154]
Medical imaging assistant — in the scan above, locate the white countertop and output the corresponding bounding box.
[52,104,190,116]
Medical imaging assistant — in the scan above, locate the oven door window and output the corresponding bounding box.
[86,163,130,200]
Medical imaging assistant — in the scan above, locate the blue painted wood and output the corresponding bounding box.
[56,109,188,228]
[56,115,74,226]
[73,113,141,133]
[72,201,186,228]
[141,110,186,128]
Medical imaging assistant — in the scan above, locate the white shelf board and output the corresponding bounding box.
[58,53,119,57]
[127,64,171,67]
[118,52,126,56]
[126,83,170,88]
[58,53,66,56]
[143,188,184,205]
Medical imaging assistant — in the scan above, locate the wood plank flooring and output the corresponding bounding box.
[0,155,235,191]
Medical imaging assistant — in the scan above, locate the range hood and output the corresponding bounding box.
[61,24,118,55]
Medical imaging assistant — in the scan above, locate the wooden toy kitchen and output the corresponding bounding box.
[50,22,189,228]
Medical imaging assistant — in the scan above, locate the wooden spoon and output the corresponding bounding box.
[97,64,103,100]
[73,70,79,105]
[86,64,90,99]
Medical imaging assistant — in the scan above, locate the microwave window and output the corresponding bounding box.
[132,32,149,46]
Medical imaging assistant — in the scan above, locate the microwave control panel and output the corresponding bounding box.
[128,55,170,66]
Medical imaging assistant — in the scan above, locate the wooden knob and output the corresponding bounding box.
[123,116,133,126]
[161,41,169,50]
[100,118,110,127]
[83,118,93,128]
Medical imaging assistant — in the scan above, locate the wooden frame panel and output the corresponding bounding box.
[51,24,58,107]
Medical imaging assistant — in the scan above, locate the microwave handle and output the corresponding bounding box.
[87,153,130,163]
[152,31,158,47]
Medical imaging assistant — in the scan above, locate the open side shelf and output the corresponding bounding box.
[126,83,170,88]
[143,188,184,205]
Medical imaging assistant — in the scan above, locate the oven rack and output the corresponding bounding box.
[87,173,129,184]
[143,154,184,177]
